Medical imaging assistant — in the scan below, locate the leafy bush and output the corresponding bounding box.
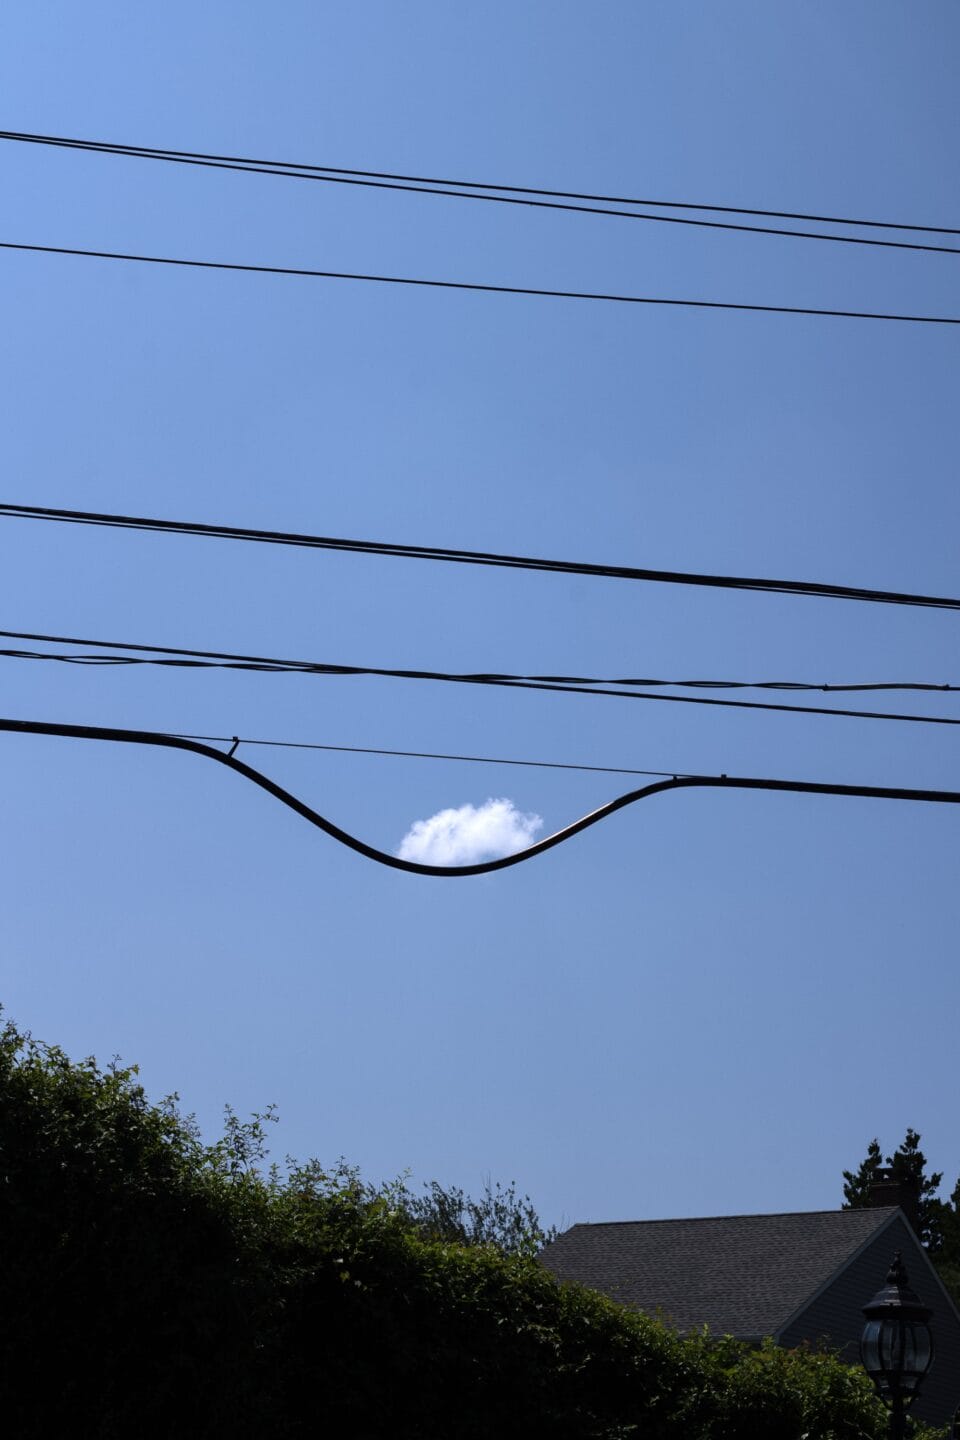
[0,1014,933,1438]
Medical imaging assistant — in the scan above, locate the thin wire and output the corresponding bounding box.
[175,732,685,779]
[5,502,960,613]
[4,715,960,878]
[3,129,958,240]
[2,130,956,257]
[3,241,958,326]
[4,631,960,729]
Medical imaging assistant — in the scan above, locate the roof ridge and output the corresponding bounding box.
[568,1206,900,1229]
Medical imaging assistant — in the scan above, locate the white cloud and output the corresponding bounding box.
[396,797,544,866]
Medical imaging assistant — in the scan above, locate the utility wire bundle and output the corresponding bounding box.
[3,130,959,323]
[3,133,959,870]
[4,502,960,611]
[3,128,959,255]
[3,499,960,745]
[3,627,960,730]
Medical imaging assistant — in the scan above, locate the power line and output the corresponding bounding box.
[3,715,959,878]
[4,629,960,729]
[5,502,960,613]
[4,640,957,696]
[3,241,958,327]
[176,732,686,780]
[4,129,959,238]
[3,129,957,257]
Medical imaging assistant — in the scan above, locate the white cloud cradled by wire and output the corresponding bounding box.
[396,798,544,866]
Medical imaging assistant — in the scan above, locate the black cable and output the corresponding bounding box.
[3,715,959,877]
[3,129,958,241]
[3,241,957,326]
[176,733,685,779]
[2,129,956,257]
[4,630,960,730]
[5,502,960,613]
[3,640,956,696]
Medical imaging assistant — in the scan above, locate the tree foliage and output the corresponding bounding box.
[0,1014,936,1439]
[843,1129,945,1250]
[843,1128,960,1305]
[403,1174,558,1254]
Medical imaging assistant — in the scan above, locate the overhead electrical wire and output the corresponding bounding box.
[3,241,958,326]
[3,716,959,878]
[176,733,687,780]
[3,129,956,236]
[4,628,960,729]
[3,636,957,697]
[2,129,957,257]
[4,502,960,612]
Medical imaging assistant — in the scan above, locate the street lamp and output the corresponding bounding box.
[861,1251,934,1440]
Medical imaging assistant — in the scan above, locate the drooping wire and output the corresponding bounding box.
[3,715,959,878]
[3,630,960,729]
[4,502,960,613]
[3,241,958,326]
[2,129,957,257]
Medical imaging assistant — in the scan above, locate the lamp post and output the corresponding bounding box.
[861,1252,934,1440]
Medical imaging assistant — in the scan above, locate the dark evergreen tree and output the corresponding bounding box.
[843,1129,945,1252]
[842,1137,884,1207]
[843,1129,960,1312]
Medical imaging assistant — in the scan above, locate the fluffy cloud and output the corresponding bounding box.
[396,797,544,866]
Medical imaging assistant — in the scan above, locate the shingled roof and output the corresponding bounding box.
[539,1206,899,1338]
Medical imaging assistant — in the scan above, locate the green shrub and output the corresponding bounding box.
[0,1014,931,1438]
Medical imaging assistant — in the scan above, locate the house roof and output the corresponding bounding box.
[539,1206,899,1338]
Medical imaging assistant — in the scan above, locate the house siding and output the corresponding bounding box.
[777,1215,960,1428]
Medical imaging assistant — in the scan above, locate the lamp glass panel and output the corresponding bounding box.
[862,1315,933,1403]
[879,1319,903,1375]
[861,1321,883,1375]
[902,1322,933,1380]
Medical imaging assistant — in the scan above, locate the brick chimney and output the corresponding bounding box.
[865,1167,920,1233]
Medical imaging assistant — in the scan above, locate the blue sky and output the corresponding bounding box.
[2,2,958,1228]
